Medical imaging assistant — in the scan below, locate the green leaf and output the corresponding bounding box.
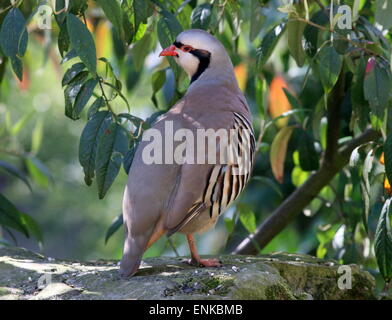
[316,223,340,258]
[133,0,153,32]
[333,27,350,55]
[270,126,295,183]
[31,119,44,154]
[249,0,265,41]
[224,217,235,234]
[73,78,98,117]
[58,24,69,58]
[67,14,97,74]
[384,134,392,186]
[123,146,137,174]
[298,130,319,171]
[0,193,29,238]
[349,146,361,167]
[0,8,28,58]
[256,23,285,70]
[287,17,306,67]
[131,32,154,71]
[61,49,78,64]
[79,111,111,186]
[357,17,390,53]
[64,71,89,120]
[62,62,86,87]
[252,176,283,198]
[191,3,212,30]
[151,69,166,108]
[0,56,7,83]
[360,180,370,234]
[362,149,374,195]
[157,10,183,79]
[144,110,165,128]
[0,160,32,192]
[95,122,130,199]
[317,46,343,93]
[54,0,68,24]
[364,59,392,120]
[375,0,392,30]
[225,1,241,39]
[10,111,34,136]
[375,198,392,282]
[10,56,23,81]
[158,9,182,47]
[304,10,329,57]
[24,155,52,188]
[291,164,310,187]
[96,0,124,40]
[88,97,106,120]
[255,77,266,117]
[20,212,43,244]
[69,0,88,15]
[134,22,147,42]
[121,9,134,46]
[125,57,141,92]
[238,204,257,234]
[103,81,130,112]
[105,213,123,244]
[351,57,370,130]
[283,87,301,109]
[118,113,144,128]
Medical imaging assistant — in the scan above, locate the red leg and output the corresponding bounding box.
[186,234,222,268]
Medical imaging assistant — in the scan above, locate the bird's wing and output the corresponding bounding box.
[164,103,256,235]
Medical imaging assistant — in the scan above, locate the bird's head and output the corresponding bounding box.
[159,29,232,84]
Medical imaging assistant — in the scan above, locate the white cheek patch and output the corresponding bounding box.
[176,53,199,78]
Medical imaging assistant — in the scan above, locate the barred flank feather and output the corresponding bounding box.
[200,112,256,219]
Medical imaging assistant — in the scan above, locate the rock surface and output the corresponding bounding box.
[0,246,376,300]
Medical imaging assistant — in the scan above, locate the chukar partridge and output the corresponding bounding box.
[120,29,255,277]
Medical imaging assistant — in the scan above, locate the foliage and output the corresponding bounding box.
[0,0,391,292]
[0,109,45,246]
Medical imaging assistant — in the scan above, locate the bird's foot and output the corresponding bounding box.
[187,258,222,268]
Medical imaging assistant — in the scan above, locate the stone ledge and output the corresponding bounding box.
[0,246,376,300]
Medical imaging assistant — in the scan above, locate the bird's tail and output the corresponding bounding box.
[119,218,166,277]
[119,218,154,277]
[119,234,146,277]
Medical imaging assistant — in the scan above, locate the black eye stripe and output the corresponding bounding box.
[173,41,183,48]
[172,40,211,84]
[190,49,210,59]
[190,49,211,84]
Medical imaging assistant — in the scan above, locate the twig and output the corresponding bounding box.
[290,17,388,62]
[0,4,12,14]
[167,238,179,257]
[98,80,118,122]
[315,0,326,11]
[0,148,24,157]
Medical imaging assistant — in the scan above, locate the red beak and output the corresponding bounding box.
[159,45,178,57]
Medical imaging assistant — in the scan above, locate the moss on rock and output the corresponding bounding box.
[0,246,376,300]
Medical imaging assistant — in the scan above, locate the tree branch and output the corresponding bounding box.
[314,0,326,11]
[233,68,347,255]
[232,128,380,255]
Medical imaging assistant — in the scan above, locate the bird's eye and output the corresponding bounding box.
[182,45,193,52]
